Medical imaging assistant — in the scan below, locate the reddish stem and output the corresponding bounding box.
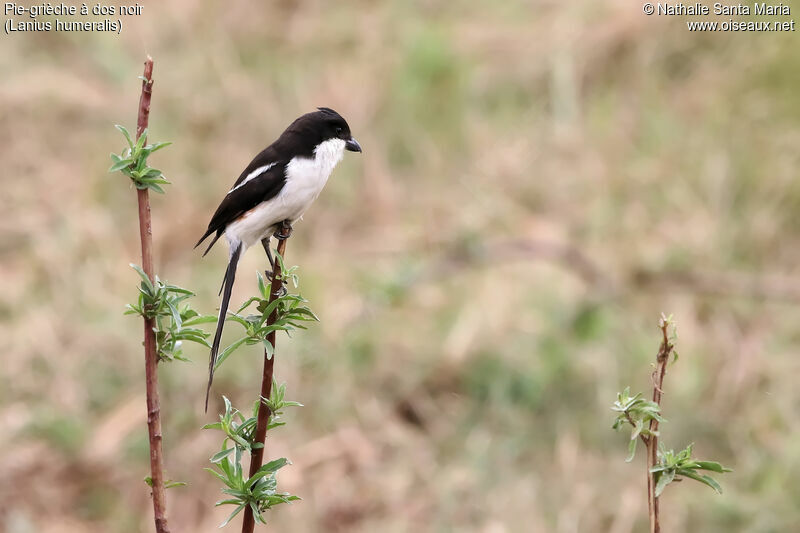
[136,56,170,533]
[241,232,290,532]
[646,322,671,533]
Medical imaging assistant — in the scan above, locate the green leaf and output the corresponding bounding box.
[233,446,243,479]
[215,337,250,370]
[109,154,134,173]
[146,141,172,153]
[204,467,230,485]
[262,338,274,359]
[626,437,637,462]
[221,488,247,499]
[290,307,320,321]
[679,469,724,494]
[631,419,643,441]
[183,315,218,326]
[211,447,235,464]
[228,314,255,329]
[693,461,732,473]
[166,300,182,329]
[130,263,154,292]
[115,124,134,148]
[165,284,194,295]
[257,296,285,322]
[140,175,171,186]
[236,297,263,314]
[215,459,236,488]
[250,457,289,480]
[215,498,242,507]
[256,324,290,336]
[218,503,246,527]
[249,501,264,524]
[175,329,210,342]
[135,127,148,153]
[141,167,164,179]
[148,183,166,194]
[654,469,675,497]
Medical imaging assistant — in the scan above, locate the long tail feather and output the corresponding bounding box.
[194,229,212,249]
[205,242,242,412]
[201,232,223,257]
[196,229,223,257]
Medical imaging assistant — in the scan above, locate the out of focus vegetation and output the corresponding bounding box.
[2,1,799,531]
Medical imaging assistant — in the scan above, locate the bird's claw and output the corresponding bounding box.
[274,220,293,240]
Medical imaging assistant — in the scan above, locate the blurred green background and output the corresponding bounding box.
[2,1,799,531]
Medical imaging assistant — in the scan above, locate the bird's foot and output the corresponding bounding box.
[274,220,293,240]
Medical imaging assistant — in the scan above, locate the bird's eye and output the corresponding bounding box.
[335,126,343,135]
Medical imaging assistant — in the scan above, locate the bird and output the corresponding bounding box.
[196,107,361,410]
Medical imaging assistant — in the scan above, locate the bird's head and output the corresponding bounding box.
[317,107,362,153]
[283,107,362,156]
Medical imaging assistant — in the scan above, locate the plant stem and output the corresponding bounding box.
[646,320,672,533]
[241,229,291,533]
[135,56,170,533]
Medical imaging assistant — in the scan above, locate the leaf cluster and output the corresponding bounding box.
[214,271,318,370]
[611,387,664,462]
[109,125,172,194]
[651,443,732,497]
[274,253,301,289]
[611,316,731,499]
[125,264,216,362]
[263,381,303,431]
[203,396,262,457]
[204,393,301,527]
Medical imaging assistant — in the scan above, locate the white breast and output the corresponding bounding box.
[225,138,345,251]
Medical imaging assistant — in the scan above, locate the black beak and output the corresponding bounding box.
[345,137,362,153]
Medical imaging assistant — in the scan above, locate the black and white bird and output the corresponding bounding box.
[196,107,361,409]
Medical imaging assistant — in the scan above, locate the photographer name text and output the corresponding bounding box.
[653,3,789,16]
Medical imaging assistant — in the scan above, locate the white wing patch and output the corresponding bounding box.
[228,162,277,193]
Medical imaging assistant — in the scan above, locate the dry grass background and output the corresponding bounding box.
[1,1,800,531]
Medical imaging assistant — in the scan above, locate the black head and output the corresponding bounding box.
[280,107,361,156]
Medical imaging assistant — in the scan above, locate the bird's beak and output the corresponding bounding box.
[345,137,362,153]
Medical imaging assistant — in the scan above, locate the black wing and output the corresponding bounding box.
[195,158,288,255]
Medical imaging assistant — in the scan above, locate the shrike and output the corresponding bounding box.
[196,107,361,409]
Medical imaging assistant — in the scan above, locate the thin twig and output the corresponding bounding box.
[135,56,170,533]
[646,319,672,533]
[625,412,649,446]
[241,229,290,533]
